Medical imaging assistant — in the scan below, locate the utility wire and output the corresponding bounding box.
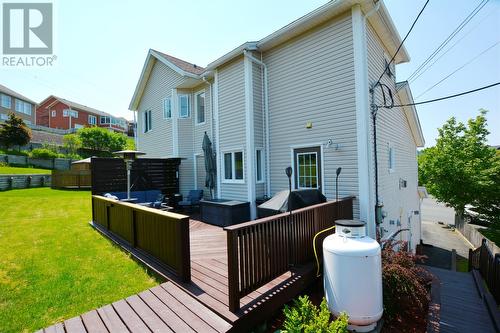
[406,0,489,82]
[392,82,500,108]
[416,40,500,99]
[407,8,497,85]
[374,0,430,87]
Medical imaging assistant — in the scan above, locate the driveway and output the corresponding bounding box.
[420,197,473,269]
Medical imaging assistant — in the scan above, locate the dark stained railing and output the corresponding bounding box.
[92,195,191,281]
[224,197,354,312]
[469,239,500,304]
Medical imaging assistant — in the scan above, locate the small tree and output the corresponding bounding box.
[0,113,32,150]
[63,133,82,155]
[418,109,500,224]
[77,127,127,152]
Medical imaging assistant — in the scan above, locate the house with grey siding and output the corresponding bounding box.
[0,83,36,125]
[129,0,425,250]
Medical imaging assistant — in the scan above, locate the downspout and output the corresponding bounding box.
[243,50,271,197]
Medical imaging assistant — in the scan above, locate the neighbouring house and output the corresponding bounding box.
[129,0,425,249]
[37,95,129,133]
[0,83,36,125]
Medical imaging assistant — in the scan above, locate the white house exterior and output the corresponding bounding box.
[129,0,425,250]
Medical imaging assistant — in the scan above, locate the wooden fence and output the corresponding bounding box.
[51,170,91,189]
[224,197,354,311]
[469,238,500,303]
[92,195,191,281]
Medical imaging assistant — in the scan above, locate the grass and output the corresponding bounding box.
[0,165,52,174]
[480,228,500,247]
[0,188,158,333]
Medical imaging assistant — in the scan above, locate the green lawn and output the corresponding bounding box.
[0,188,158,333]
[0,165,52,174]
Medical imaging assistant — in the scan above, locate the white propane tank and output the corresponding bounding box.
[323,219,383,332]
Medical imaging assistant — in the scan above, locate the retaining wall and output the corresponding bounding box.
[0,174,51,191]
[455,214,500,255]
[0,154,72,170]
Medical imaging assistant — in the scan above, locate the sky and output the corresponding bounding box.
[1,0,499,147]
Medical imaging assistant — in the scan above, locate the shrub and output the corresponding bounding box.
[30,148,59,159]
[382,241,433,320]
[282,295,348,333]
[77,127,127,152]
[0,149,29,156]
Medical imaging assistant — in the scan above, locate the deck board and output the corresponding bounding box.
[43,218,315,332]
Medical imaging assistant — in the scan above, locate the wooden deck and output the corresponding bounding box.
[40,218,315,332]
[427,266,497,333]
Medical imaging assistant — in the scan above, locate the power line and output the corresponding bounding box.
[408,8,497,85]
[416,40,500,99]
[374,0,430,86]
[393,82,500,108]
[406,0,489,82]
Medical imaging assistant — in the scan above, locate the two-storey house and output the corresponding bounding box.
[0,83,36,125]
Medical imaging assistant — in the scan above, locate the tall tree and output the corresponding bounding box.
[0,113,32,150]
[418,109,500,224]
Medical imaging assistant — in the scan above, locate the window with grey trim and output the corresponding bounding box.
[0,94,11,109]
[179,94,190,118]
[223,151,244,181]
[196,92,205,124]
[144,110,152,133]
[256,149,264,182]
[163,98,172,119]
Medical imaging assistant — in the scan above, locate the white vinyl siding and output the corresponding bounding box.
[218,57,248,200]
[263,13,359,215]
[256,149,264,183]
[367,22,421,251]
[136,61,184,158]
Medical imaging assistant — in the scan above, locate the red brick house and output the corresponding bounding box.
[37,96,128,133]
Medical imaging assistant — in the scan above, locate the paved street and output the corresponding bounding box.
[420,197,472,269]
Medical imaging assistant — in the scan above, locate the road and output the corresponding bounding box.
[420,197,472,269]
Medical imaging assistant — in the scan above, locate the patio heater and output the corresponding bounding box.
[113,150,145,201]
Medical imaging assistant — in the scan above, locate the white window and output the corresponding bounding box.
[24,120,32,125]
[0,114,8,120]
[88,115,97,125]
[1,94,11,109]
[256,149,265,183]
[297,152,319,189]
[223,151,244,183]
[388,143,395,173]
[15,99,23,112]
[23,102,32,115]
[179,94,190,118]
[163,98,172,119]
[144,110,152,133]
[63,109,78,118]
[51,110,56,117]
[195,92,205,124]
[100,116,109,124]
[74,124,83,129]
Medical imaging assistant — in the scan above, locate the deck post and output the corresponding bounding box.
[227,230,240,312]
[178,217,191,282]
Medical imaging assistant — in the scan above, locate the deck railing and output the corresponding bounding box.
[469,239,500,303]
[224,197,354,312]
[51,170,91,189]
[92,195,191,281]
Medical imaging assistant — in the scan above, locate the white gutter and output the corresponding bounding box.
[213,70,221,199]
[243,50,271,197]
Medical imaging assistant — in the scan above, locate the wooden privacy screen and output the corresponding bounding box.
[51,170,91,189]
[224,197,354,312]
[92,195,191,281]
[90,157,181,195]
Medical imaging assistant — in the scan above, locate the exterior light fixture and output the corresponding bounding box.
[113,150,145,200]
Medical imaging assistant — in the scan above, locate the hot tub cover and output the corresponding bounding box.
[257,189,327,218]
